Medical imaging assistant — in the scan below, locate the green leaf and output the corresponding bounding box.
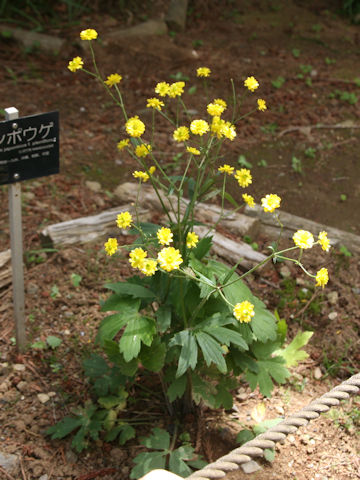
[156,305,171,333]
[169,448,193,477]
[105,282,156,299]
[223,191,239,208]
[195,331,227,373]
[275,331,313,367]
[103,340,138,377]
[191,373,217,407]
[45,416,83,439]
[167,375,187,402]
[120,316,155,362]
[170,330,198,377]
[236,429,255,445]
[213,383,233,409]
[246,356,290,397]
[101,294,141,312]
[140,340,166,372]
[191,236,212,260]
[119,424,136,445]
[98,391,127,409]
[46,335,62,349]
[70,273,82,287]
[96,298,141,345]
[130,451,166,479]
[204,325,248,350]
[264,448,275,462]
[141,427,170,450]
[103,409,117,431]
[253,418,282,435]
[83,354,109,378]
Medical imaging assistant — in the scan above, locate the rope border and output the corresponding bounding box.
[186,372,360,479]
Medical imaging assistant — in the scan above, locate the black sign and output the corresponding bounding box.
[0,111,59,185]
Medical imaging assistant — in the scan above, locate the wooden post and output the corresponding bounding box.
[5,107,26,351]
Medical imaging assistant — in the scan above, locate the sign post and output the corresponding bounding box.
[5,107,26,351]
[1,107,59,351]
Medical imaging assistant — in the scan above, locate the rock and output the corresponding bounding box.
[279,265,291,278]
[37,393,50,404]
[0,25,65,53]
[85,180,102,193]
[241,460,261,473]
[13,363,25,372]
[16,381,28,392]
[23,191,35,201]
[39,475,49,480]
[165,0,188,31]
[327,291,338,304]
[314,367,322,379]
[328,312,338,320]
[65,449,78,464]
[0,451,20,474]
[27,282,39,295]
[110,447,127,462]
[275,405,285,415]
[288,435,296,443]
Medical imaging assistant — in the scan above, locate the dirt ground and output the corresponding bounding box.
[0,1,359,479]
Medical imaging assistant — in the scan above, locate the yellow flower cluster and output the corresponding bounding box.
[104,238,118,256]
[257,99,267,111]
[186,146,200,155]
[207,102,225,116]
[293,230,314,249]
[157,227,173,246]
[80,29,98,40]
[244,76,259,92]
[129,249,158,276]
[105,73,122,87]
[173,126,190,142]
[117,139,130,150]
[147,98,164,111]
[154,82,185,98]
[186,232,199,248]
[126,116,145,137]
[233,300,255,323]
[315,268,329,288]
[116,211,132,229]
[135,144,152,158]
[133,170,149,182]
[318,231,330,252]
[261,194,281,213]
[242,193,255,208]
[234,168,252,188]
[190,120,210,136]
[211,116,236,140]
[157,247,183,272]
[68,56,83,72]
[218,164,234,175]
[197,67,211,77]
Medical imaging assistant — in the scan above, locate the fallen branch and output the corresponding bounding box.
[278,123,360,137]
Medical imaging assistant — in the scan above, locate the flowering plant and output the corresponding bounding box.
[67,30,330,417]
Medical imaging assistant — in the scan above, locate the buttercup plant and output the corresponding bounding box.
[67,30,330,417]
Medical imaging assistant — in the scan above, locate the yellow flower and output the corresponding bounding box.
[135,144,152,158]
[116,211,132,229]
[155,82,170,97]
[157,247,183,272]
[315,268,329,288]
[125,116,145,137]
[207,102,225,116]
[157,227,173,246]
[214,98,227,108]
[68,56,84,72]
[129,248,147,269]
[242,193,255,208]
[133,170,149,182]
[80,29,98,40]
[190,119,210,136]
[257,99,267,111]
[197,67,211,77]
[233,300,255,323]
[168,82,185,98]
[244,76,259,92]
[117,139,130,150]
[105,73,122,87]
[234,168,252,188]
[173,126,190,142]
[149,166,156,175]
[218,164,234,175]
[104,238,118,256]
[261,194,281,213]
[318,231,330,252]
[186,232,199,248]
[147,98,164,111]
[186,146,200,155]
[211,116,236,140]
[140,259,158,276]
[293,230,314,249]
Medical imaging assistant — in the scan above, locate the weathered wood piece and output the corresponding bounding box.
[102,20,168,42]
[0,249,12,290]
[114,182,259,238]
[165,0,189,31]
[0,25,65,53]
[41,205,150,246]
[245,205,360,254]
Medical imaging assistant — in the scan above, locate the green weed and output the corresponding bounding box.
[271,76,286,89]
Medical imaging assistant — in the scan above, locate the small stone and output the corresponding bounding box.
[0,452,20,474]
[328,312,338,320]
[64,329,71,335]
[314,367,322,380]
[241,460,261,474]
[279,265,291,278]
[37,393,50,404]
[39,475,49,480]
[109,447,127,462]
[288,435,296,443]
[64,311,73,318]
[327,291,338,305]
[275,405,285,415]
[65,449,78,464]
[48,391,56,397]
[27,282,39,295]
[0,381,10,393]
[13,363,25,372]
[236,393,247,401]
[85,180,101,193]
[16,381,27,392]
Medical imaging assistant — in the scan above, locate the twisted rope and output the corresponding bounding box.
[186,372,360,480]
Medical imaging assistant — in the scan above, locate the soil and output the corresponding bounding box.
[0,1,359,479]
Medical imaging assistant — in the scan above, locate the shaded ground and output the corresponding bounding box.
[0,1,359,479]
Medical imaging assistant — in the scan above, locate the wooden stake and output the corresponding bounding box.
[5,107,26,351]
